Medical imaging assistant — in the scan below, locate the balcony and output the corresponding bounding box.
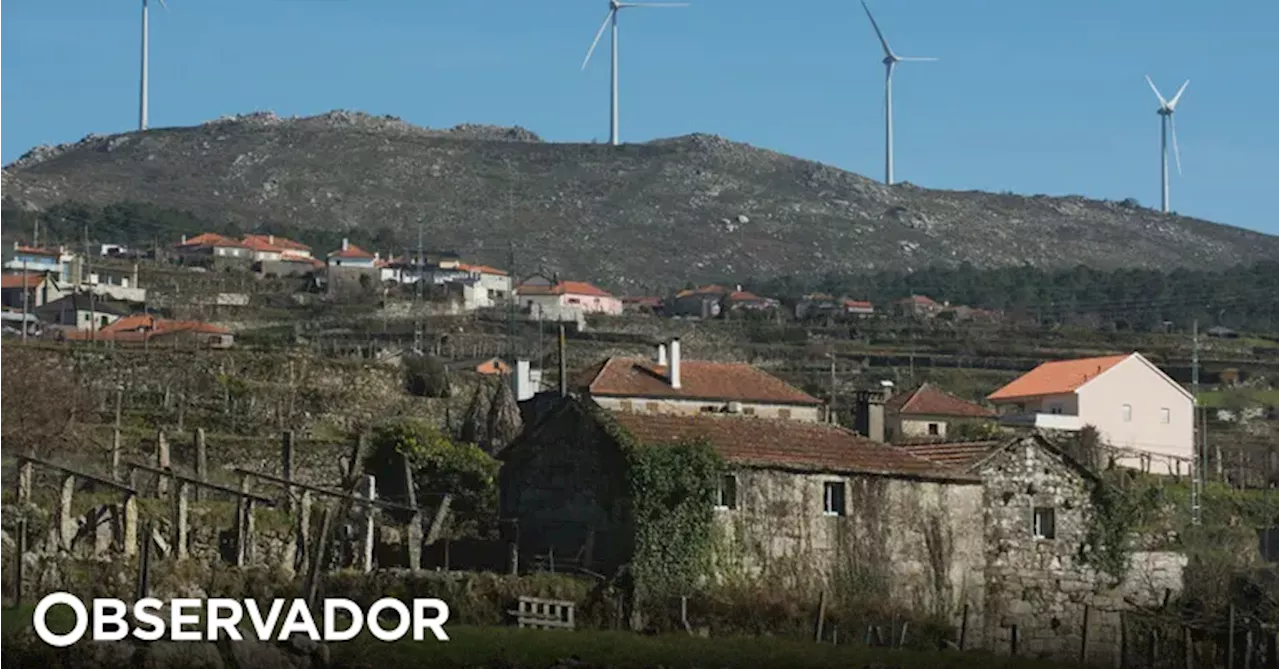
[999,413,1083,431]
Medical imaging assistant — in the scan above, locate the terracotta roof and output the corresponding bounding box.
[676,285,727,298]
[243,234,311,252]
[177,233,246,249]
[583,356,822,406]
[987,354,1131,402]
[897,440,1003,469]
[843,299,874,310]
[13,245,61,257]
[899,294,940,306]
[97,314,230,336]
[518,280,613,298]
[623,296,663,307]
[457,263,508,276]
[885,383,995,418]
[0,273,46,289]
[328,243,376,259]
[611,412,977,482]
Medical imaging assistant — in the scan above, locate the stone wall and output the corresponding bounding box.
[712,469,986,631]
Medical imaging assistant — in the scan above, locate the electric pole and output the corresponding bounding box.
[1190,319,1202,526]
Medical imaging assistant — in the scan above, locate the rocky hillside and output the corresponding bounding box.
[3,110,1273,289]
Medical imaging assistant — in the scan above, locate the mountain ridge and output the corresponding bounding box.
[3,110,1273,290]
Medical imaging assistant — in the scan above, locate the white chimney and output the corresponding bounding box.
[268,235,275,245]
[180,235,187,244]
[342,238,350,251]
[669,338,681,389]
[512,359,533,401]
[657,343,668,367]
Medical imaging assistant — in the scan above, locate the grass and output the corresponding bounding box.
[1,606,1071,669]
[1195,388,1279,409]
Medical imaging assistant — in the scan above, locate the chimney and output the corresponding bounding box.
[342,238,350,251]
[668,338,681,389]
[268,235,275,245]
[180,235,187,245]
[735,284,742,292]
[852,389,887,443]
[131,263,139,289]
[657,343,668,367]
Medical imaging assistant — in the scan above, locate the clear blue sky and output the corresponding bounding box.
[3,0,1277,234]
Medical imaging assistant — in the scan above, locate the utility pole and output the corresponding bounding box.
[1190,319,1202,526]
[20,260,29,342]
[84,225,96,343]
[828,353,838,425]
[558,324,567,397]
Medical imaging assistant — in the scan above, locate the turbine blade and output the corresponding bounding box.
[581,10,614,71]
[896,57,938,61]
[1170,115,1182,176]
[158,0,169,9]
[1167,79,1189,109]
[1144,74,1168,107]
[621,2,689,6]
[860,1,894,59]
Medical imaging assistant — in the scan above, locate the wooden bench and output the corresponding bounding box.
[507,596,575,630]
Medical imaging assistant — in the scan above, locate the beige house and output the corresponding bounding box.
[884,382,996,441]
[578,338,825,422]
[987,352,1194,474]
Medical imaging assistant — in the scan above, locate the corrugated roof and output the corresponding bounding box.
[612,411,978,482]
[987,354,1131,401]
[885,383,995,418]
[584,356,823,406]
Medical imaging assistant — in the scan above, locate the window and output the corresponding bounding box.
[716,475,738,510]
[1033,507,1056,539]
[1048,404,1063,415]
[1160,408,1170,424]
[645,402,659,413]
[618,400,633,412]
[778,408,792,420]
[927,423,940,436]
[1121,404,1132,422]
[742,407,756,416]
[823,481,846,516]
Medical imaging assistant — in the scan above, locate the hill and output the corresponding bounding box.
[2,110,1274,290]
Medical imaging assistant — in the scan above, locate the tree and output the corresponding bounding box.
[1,349,98,459]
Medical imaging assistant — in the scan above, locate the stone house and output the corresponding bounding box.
[577,338,827,422]
[499,397,987,627]
[895,294,945,318]
[987,353,1195,474]
[884,382,997,441]
[901,434,1186,661]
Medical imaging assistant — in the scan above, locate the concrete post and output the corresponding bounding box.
[194,429,208,502]
[171,480,189,559]
[236,474,254,566]
[362,475,376,573]
[57,475,76,550]
[156,430,171,497]
[282,430,296,512]
[296,490,313,575]
[121,493,138,557]
[16,459,33,505]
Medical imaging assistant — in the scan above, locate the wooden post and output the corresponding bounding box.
[57,475,76,550]
[959,603,969,651]
[194,429,207,502]
[14,518,26,606]
[296,490,313,575]
[236,474,254,566]
[1148,629,1158,667]
[111,385,124,481]
[813,590,827,642]
[304,506,334,608]
[16,459,33,505]
[425,494,453,547]
[281,430,296,512]
[1080,603,1091,664]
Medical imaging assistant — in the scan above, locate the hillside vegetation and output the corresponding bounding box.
[2,110,1275,290]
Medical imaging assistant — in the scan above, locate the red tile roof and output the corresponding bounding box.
[899,294,940,306]
[611,412,977,482]
[987,354,1131,402]
[13,245,61,257]
[94,313,230,337]
[328,243,376,259]
[0,273,46,289]
[885,383,995,418]
[896,440,1003,470]
[843,299,874,310]
[457,263,508,276]
[242,234,311,252]
[583,356,823,406]
[518,280,613,298]
[176,233,246,249]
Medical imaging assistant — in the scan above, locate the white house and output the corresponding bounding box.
[243,234,312,261]
[175,233,251,260]
[987,352,1195,474]
[326,239,378,268]
[517,279,622,321]
[3,243,76,282]
[458,263,513,304]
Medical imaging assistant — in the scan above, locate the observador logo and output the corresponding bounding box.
[32,592,451,647]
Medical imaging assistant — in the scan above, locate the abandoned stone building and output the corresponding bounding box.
[903,434,1186,661]
[499,396,988,631]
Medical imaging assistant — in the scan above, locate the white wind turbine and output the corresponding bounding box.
[581,0,689,146]
[1144,75,1189,214]
[860,1,936,186]
[139,0,169,131]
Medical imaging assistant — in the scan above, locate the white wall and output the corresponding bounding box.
[1077,356,1194,466]
[594,395,823,423]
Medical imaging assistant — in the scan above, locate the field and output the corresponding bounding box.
[0,606,1073,669]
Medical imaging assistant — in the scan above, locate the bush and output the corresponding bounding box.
[403,354,452,398]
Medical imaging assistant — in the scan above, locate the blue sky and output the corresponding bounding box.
[3,0,1277,234]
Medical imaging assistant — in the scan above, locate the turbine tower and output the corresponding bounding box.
[581,0,688,146]
[860,1,936,186]
[139,0,169,131]
[1145,75,1189,214]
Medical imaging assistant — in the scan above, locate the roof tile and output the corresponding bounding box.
[585,356,822,406]
[885,383,995,418]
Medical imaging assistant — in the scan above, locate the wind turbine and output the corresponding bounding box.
[860,1,936,186]
[1144,75,1189,214]
[581,0,688,146]
[139,0,169,131]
